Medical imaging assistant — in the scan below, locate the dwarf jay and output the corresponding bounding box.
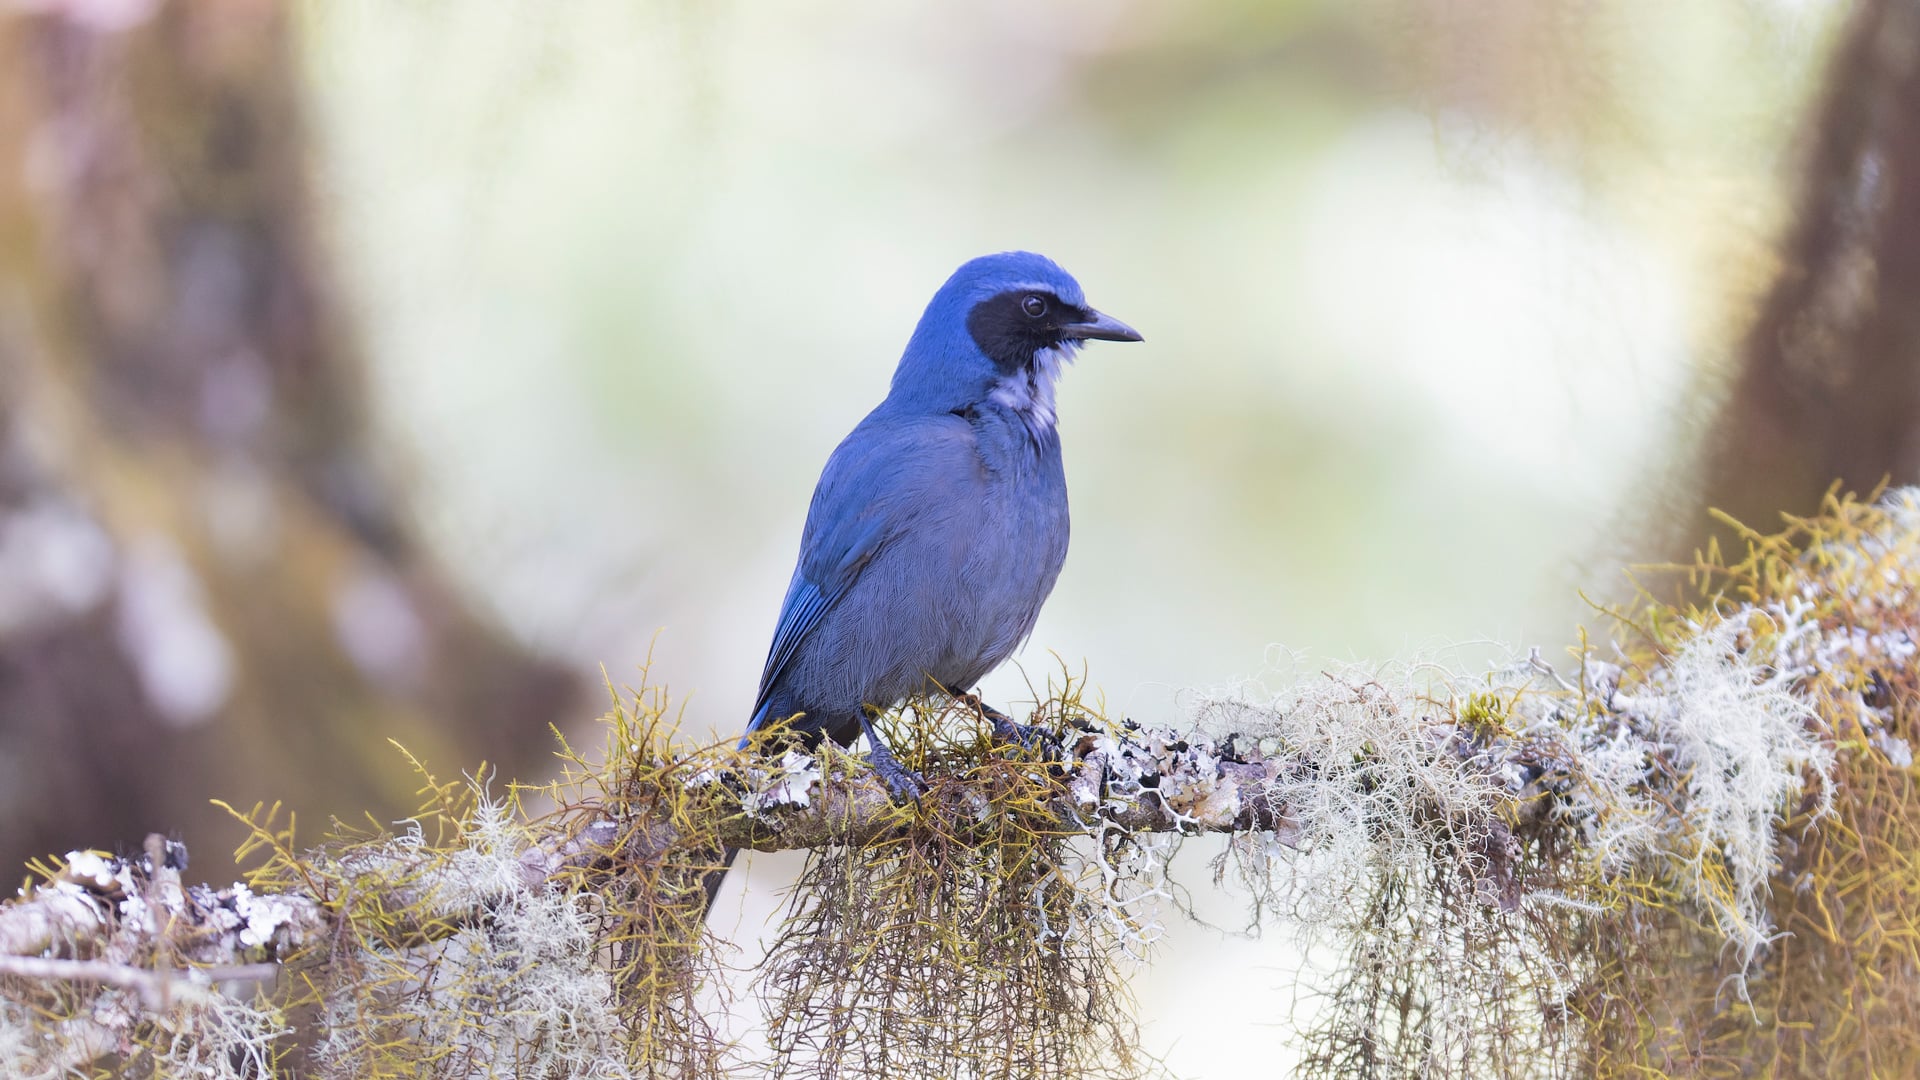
[743,251,1141,798]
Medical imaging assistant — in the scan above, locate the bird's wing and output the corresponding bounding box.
[746,413,977,736]
[745,538,873,733]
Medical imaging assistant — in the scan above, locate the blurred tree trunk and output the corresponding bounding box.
[0,1,580,875]
[1694,0,1920,540]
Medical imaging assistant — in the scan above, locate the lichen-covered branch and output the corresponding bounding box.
[0,718,1327,963]
[545,720,1303,861]
[0,696,1488,1078]
[3,491,1917,1079]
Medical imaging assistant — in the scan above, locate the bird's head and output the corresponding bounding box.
[887,251,1141,432]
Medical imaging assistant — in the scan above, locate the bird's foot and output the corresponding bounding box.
[960,693,1060,756]
[859,715,927,802]
[991,714,1061,756]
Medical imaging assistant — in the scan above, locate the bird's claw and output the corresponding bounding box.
[963,694,1061,756]
[858,714,927,801]
[866,743,928,802]
[991,714,1061,756]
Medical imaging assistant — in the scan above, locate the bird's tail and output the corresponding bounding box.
[698,845,741,918]
[739,697,779,750]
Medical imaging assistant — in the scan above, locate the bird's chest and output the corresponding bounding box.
[959,418,1070,594]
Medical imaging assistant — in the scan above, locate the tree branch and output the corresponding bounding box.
[0,705,1531,1001]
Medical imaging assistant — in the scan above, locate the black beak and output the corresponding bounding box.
[1061,309,1143,343]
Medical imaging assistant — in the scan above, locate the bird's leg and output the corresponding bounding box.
[858,712,926,801]
[959,692,1059,755]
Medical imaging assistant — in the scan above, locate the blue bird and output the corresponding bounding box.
[743,251,1141,798]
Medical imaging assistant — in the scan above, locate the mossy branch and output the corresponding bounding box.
[3,490,1917,1078]
[0,715,1345,966]
[0,702,1508,1078]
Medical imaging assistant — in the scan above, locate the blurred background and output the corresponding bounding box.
[6,0,1917,1072]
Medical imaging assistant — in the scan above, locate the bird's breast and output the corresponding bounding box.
[946,418,1069,649]
[814,412,1069,707]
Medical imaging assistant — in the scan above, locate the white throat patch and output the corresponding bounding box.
[989,342,1077,437]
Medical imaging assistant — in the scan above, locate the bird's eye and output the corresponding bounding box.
[1022,295,1048,318]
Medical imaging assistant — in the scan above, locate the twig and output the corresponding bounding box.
[0,955,229,1008]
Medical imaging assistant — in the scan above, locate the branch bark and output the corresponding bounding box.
[0,706,1541,1002]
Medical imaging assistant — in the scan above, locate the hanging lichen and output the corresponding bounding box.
[4,491,1918,1078]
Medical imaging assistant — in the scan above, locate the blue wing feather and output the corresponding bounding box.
[743,411,978,746]
[743,577,830,741]
[743,434,900,742]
